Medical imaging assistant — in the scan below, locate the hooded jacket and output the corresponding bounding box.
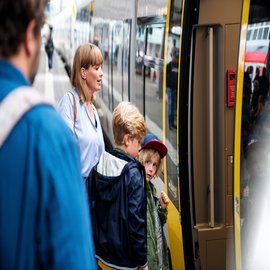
[87,149,147,270]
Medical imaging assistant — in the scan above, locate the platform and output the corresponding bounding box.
[33,46,71,103]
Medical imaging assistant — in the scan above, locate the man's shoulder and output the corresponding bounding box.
[25,105,72,138]
[0,103,80,180]
[23,105,79,169]
[10,103,73,154]
[0,85,72,148]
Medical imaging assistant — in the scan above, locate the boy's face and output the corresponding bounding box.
[125,137,141,158]
[144,152,160,181]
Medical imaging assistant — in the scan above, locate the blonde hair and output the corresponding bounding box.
[112,101,146,145]
[71,43,103,103]
[138,148,163,176]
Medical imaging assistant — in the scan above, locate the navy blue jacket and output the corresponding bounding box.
[88,149,147,269]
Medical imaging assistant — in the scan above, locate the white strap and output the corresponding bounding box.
[0,86,55,148]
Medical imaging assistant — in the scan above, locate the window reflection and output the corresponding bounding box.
[240,2,270,268]
[165,32,180,208]
[134,0,182,210]
[144,24,165,145]
[135,25,145,114]
[93,23,111,109]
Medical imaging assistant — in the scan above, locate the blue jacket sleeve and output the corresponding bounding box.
[128,167,147,267]
[36,111,97,270]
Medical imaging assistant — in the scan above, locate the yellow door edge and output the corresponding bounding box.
[234,1,250,269]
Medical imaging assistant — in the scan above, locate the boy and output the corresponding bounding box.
[87,101,148,270]
[138,133,170,270]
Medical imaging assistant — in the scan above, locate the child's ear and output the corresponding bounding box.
[123,134,130,147]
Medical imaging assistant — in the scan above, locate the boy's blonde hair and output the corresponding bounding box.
[71,43,103,103]
[138,148,163,176]
[112,101,146,145]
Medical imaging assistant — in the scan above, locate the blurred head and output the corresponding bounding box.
[0,0,46,58]
[0,0,48,82]
[71,43,103,103]
[112,101,146,156]
[247,66,253,74]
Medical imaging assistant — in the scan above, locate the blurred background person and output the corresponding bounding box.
[166,48,179,130]
[45,25,54,70]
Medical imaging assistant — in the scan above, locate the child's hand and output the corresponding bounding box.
[160,191,169,209]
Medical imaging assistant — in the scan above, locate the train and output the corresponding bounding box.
[49,0,270,269]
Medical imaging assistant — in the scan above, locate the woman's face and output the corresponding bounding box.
[84,65,103,93]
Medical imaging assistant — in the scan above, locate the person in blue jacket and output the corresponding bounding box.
[88,101,148,270]
[0,1,97,269]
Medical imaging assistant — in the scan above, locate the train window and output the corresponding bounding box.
[240,1,270,268]
[258,28,263,39]
[163,0,182,211]
[247,29,252,40]
[165,30,180,210]
[142,23,165,133]
[94,23,111,110]
[122,21,130,102]
[252,28,258,40]
[111,22,124,109]
[109,21,130,109]
[263,27,269,39]
[135,25,146,114]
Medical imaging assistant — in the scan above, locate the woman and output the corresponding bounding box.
[58,43,105,178]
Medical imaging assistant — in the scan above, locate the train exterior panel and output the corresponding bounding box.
[51,0,270,269]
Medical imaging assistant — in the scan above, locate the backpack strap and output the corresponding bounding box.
[68,91,77,125]
[0,86,55,148]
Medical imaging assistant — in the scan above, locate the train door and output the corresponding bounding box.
[234,1,270,269]
[180,0,242,269]
[162,0,186,269]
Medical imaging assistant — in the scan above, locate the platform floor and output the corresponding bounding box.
[33,47,71,103]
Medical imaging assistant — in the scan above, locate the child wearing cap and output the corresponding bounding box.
[138,133,170,270]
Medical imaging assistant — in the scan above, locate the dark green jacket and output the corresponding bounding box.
[146,181,170,270]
